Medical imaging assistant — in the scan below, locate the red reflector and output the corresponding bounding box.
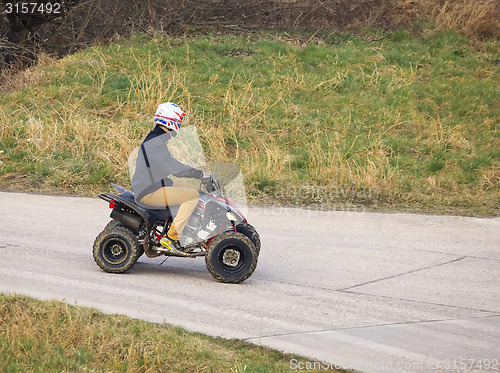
[109,201,115,209]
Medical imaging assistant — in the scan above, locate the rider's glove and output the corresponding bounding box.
[193,169,204,179]
[174,168,204,179]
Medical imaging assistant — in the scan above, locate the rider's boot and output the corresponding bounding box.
[159,235,186,255]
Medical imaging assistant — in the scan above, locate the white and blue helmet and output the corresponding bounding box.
[154,102,186,134]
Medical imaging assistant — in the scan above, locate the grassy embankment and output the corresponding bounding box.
[0,30,498,215]
[0,293,340,372]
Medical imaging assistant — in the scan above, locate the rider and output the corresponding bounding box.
[131,102,204,254]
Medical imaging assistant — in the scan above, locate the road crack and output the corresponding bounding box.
[0,242,22,249]
[337,256,467,292]
[243,314,500,341]
[339,290,499,314]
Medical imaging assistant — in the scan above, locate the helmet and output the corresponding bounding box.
[153,102,186,134]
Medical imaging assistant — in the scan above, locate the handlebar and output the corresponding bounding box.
[201,173,221,195]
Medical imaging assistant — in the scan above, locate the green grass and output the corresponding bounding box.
[0,293,341,373]
[0,30,498,215]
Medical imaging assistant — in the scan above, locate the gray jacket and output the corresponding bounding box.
[131,125,202,201]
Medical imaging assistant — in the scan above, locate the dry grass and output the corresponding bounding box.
[398,0,500,38]
[0,54,399,205]
[1,293,337,372]
[0,32,498,215]
[0,54,60,94]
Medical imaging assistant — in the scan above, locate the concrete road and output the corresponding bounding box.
[0,191,499,372]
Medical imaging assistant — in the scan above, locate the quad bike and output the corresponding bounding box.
[93,171,260,284]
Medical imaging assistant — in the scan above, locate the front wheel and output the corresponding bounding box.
[235,223,261,255]
[205,232,258,284]
[93,226,140,273]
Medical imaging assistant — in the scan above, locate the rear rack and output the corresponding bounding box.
[98,193,116,204]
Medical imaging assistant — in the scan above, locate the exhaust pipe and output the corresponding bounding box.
[110,208,142,230]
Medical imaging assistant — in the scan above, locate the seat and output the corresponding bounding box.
[117,191,179,223]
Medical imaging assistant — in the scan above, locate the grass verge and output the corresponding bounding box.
[0,293,345,373]
[0,30,498,216]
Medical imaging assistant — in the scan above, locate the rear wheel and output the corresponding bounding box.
[205,232,258,284]
[93,226,140,273]
[104,219,123,231]
[103,219,144,257]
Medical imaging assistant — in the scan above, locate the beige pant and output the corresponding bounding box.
[140,182,199,241]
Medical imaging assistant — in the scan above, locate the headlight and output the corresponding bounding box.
[226,211,237,221]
